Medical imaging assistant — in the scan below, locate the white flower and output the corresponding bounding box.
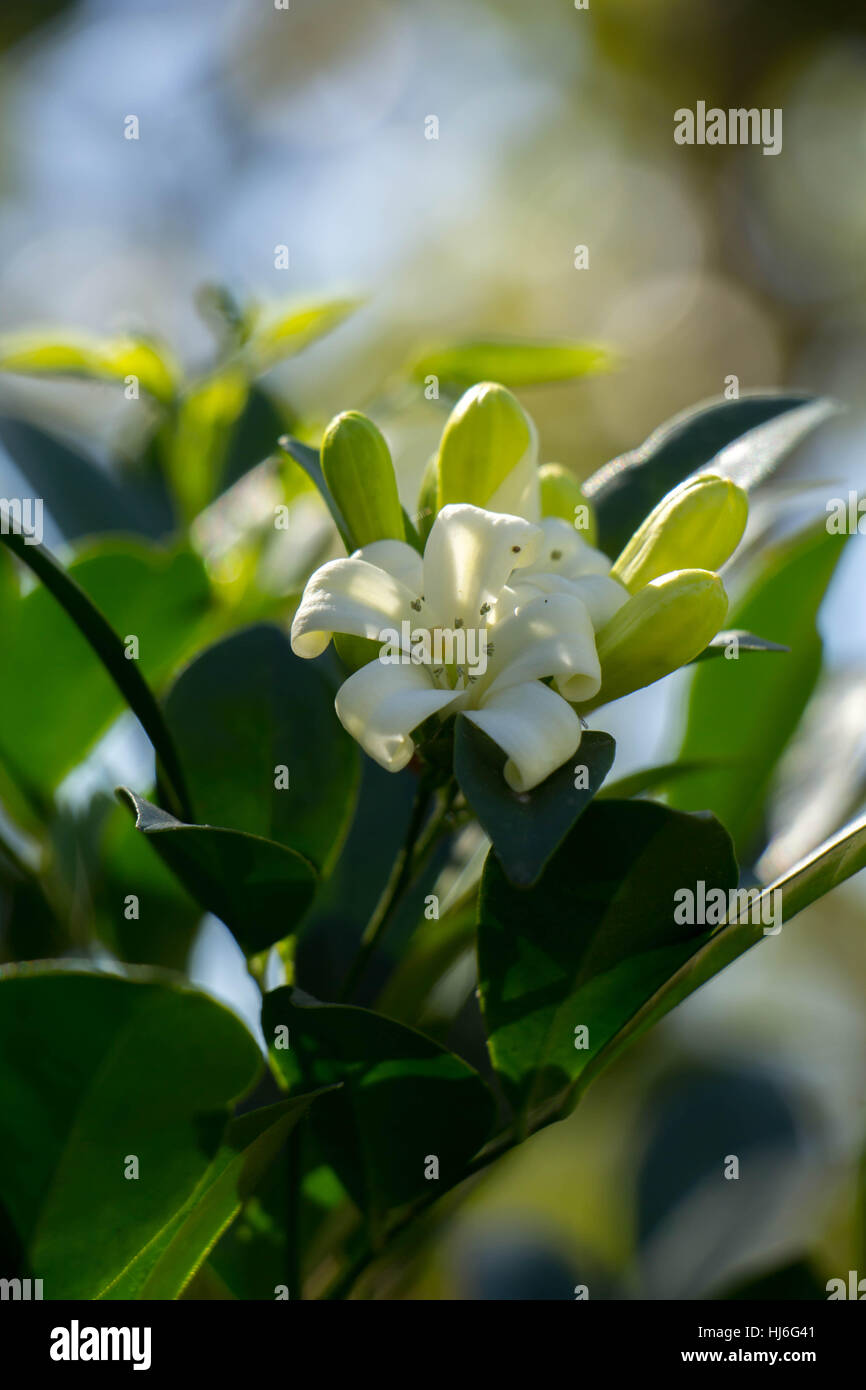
[291,504,609,791]
[507,517,629,629]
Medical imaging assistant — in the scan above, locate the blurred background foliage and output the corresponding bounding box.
[1,0,866,1299]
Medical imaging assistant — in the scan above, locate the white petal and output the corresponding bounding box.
[335,660,459,772]
[291,557,415,659]
[480,592,601,704]
[354,539,424,593]
[423,503,542,629]
[465,680,582,792]
[522,517,611,577]
[509,572,628,629]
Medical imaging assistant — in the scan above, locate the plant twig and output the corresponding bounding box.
[338,774,445,1001]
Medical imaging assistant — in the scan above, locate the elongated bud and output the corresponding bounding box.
[583,569,728,709]
[321,411,405,548]
[437,382,539,518]
[611,475,748,594]
[539,462,597,545]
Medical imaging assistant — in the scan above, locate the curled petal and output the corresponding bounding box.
[465,680,582,792]
[335,660,459,772]
[481,592,601,704]
[423,503,542,629]
[355,539,424,593]
[509,572,628,629]
[521,517,611,578]
[291,557,415,659]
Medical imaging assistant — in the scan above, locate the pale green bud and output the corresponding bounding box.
[611,474,748,594]
[437,382,539,516]
[583,569,728,709]
[321,411,405,548]
[538,462,597,545]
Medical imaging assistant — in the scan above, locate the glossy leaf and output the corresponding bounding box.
[0,535,208,813]
[278,435,354,551]
[576,809,866,1101]
[0,964,261,1298]
[598,758,730,801]
[692,629,790,662]
[409,338,613,392]
[263,987,496,1229]
[668,524,847,857]
[162,624,359,872]
[102,1092,332,1300]
[455,719,615,887]
[119,789,317,956]
[478,800,738,1131]
[584,394,830,556]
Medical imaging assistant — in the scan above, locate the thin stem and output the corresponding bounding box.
[338,775,440,1002]
[286,1124,303,1301]
[316,1122,522,1301]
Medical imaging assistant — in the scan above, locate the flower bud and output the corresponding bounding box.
[437,382,539,518]
[321,411,405,548]
[611,474,748,594]
[538,462,597,545]
[583,569,728,709]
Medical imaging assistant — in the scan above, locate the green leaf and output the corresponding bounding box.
[93,802,202,971]
[167,368,249,522]
[668,524,848,858]
[0,329,178,403]
[477,800,738,1132]
[221,386,292,491]
[692,629,790,661]
[408,338,614,392]
[118,790,317,956]
[584,394,834,556]
[576,809,866,1099]
[454,719,615,887]
[278,434,355,551]
[598,758,730,801]
[244,296,360,373]
[263,987,496,1229]
[101,1092,332,1300]
[0,964,261,1298]
[0,416,171,541]
[0,534,208,814]
[162,624,359,872]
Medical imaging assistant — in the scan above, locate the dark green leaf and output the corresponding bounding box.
[279,435,354,551]
[263,987,496,1229]
[668,524,848,858]
[102,1091,333,1300]
[692,629,790,661]
[221,386,293,492]
[0,534,208,815]
[0,416,170,541]
[118,789,317,955]
[584,394,830,556]
[598,758,731,800]
[575,809,866,1099]
[162,624,359,872]
[478,800,738,1131]
[455,719,615,886]
[0,964,261,1298]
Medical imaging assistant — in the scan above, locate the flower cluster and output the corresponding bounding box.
[291,384,746,790]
